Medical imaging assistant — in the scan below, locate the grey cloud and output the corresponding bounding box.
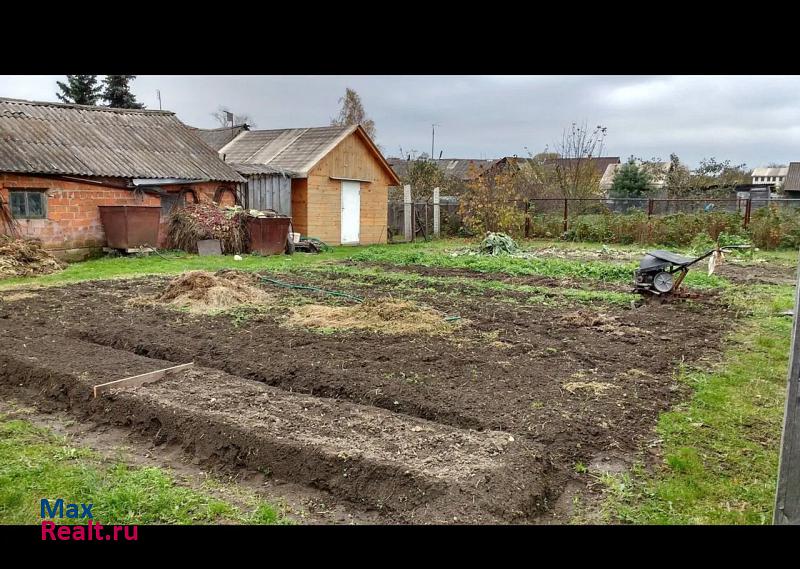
[3,75,800,168]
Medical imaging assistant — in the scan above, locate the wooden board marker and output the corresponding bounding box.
[93,362,194,398]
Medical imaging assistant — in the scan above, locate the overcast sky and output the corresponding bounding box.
[3,75,799,168]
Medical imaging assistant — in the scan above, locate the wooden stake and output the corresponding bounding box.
[92,362,194,398]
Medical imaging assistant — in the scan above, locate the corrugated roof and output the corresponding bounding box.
[190,124,250,151]
[752,166,789,178]
[219,125,355,176]
[784,162,800,192]
[229,162,296,176]
[0,97,244,182]
[387,157,498,181]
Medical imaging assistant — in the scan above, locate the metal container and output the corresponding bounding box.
[98,205,161,249]
[247,217,291,255]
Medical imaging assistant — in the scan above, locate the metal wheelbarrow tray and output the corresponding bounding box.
[634,245,750,295]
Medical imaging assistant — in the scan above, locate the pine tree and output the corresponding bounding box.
[610,160,653,198]
[102,75,145,109]
[55,75,102,106]
[330,88,376,139]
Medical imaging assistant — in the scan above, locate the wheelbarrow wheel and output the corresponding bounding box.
[653,271,674,293]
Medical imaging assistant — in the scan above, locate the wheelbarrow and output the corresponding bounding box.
[634,245,750,295]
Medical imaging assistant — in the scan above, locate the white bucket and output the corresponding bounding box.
[291,232,301,244]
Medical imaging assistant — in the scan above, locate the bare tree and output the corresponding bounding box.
[551,122,608,199]
[331,88,376,140]
[211,106,256,128]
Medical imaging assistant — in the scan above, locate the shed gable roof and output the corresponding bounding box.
[218,124,400,183]
[0,97,244,182]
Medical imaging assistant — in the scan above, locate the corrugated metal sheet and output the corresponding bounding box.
[784,163,800,192]
[752,166,789,178]
[191,125,249,151]
[230,162,296,176]
[219,126,354,176]
[245,174,291,215]
[0,98,244,182]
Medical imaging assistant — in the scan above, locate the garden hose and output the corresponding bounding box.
[259,276,365,303]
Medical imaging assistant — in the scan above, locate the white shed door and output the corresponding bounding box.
[340,181,361,244]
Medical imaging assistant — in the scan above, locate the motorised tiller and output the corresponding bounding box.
[633,245,750,295]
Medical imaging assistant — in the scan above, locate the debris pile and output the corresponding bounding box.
[288,299,460,335]
[150,270,272,313]
[0,236,65,279]
[167,203,249,254]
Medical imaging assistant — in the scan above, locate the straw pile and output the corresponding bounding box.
[150,270,272,313]
[287,299,459,335]
[0,236,65,279]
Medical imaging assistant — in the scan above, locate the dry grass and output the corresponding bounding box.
[131,270,273,314]
[563,381,618,395]
[287,299,460,335]
[0,236,65,279]
[1,292,39,302]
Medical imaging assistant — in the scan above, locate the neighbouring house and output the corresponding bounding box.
[599,161,670,193]
[488,156,620,196]
[386,157,499,183]
[751,166,788,189]
[781,163,800,197]
[196,124,400,245]
[0,98,244,259]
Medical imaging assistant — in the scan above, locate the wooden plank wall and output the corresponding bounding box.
[245,174,292,215]
[290,178,309,236]
[304,131,393,245]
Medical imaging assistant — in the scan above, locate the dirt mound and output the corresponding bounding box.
[288,299,460,335]
[152,270,272,313]
[0,236,65,279]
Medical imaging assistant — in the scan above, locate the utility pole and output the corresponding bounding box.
[431,124,439,162]
[775,252,800,524]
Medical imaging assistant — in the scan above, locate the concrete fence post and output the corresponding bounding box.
[403,184,412,242]
[433,187,440,238]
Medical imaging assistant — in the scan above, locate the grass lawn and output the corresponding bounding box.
[0,236,796,524]
[0,411,290,525]
[596,283,794,524]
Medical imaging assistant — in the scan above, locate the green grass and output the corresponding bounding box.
[0,248,360,290]
[0,413,290,525]
[599,284,794,524]
[347,246,728,289]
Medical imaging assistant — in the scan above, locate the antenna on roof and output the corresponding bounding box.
[156,90,162,110]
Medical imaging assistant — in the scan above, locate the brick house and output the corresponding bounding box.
[0,98,244,259]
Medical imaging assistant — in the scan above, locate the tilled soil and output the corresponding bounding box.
[0,265,736,523]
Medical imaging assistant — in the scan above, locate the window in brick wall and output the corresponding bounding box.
[8,189,47,219]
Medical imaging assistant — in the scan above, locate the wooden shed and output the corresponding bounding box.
[196,124,400,245]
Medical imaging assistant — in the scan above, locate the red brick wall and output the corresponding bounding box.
[0,174,239,258]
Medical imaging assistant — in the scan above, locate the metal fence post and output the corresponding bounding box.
[775,252,800,524]
[745,198,752,229]
[647,198,654,218]
[563,198,568,234]
[524,200,531,239]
